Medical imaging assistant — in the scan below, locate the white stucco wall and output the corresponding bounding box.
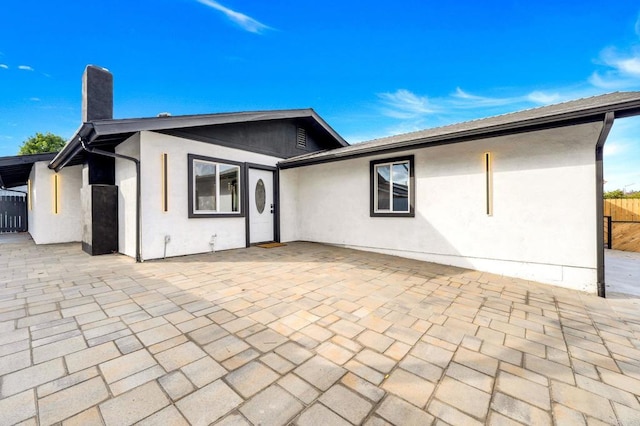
[115,133,140,259]
[28,162,83,244]
[116,131,282,260]
[281,122,603,293]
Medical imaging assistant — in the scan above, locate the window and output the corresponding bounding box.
[188,154,243,218]
[370,155,414,217]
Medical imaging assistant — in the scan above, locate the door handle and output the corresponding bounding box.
[270,203,274,214]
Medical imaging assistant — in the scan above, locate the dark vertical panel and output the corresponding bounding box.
[83,185,118,255]
[0,195,27,232]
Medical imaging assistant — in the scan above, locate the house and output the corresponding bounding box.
[2,65,640,297]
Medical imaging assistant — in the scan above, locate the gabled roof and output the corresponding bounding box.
[279,92,640,169]
[50,109,348,171]
[0,152,58,188]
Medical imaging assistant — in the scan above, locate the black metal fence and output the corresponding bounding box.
[604,216,612,249]
[0,195,27,233]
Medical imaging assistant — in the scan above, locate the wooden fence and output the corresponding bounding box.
[0,195,27,233]
[604,198,640,222]
[603,199,640,252]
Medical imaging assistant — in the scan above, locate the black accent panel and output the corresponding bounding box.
[87,152,115,185]
[83,185,118,256]
[161,119,341,160]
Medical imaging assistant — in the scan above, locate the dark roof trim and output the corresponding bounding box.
[279,115,605,169]
[279,92,640,169]
[0,152,58,188]
[0,152,58,167]
[50,109,347,172]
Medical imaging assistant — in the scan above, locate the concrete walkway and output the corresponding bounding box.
[606,249,640,298]
[1,234,640,425]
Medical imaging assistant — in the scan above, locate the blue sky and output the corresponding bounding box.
[1,0,640,191]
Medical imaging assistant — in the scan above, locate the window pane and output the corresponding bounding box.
[194,161,216,211]
[219,164,240,212]
[376,165,390,211]
[392,162,409,212]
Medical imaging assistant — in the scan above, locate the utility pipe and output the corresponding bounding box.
[80,138,142,262]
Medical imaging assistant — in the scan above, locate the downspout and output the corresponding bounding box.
[595,111,615,298]
[80,138,142,263]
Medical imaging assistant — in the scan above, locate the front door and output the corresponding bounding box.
[249,168,274,244]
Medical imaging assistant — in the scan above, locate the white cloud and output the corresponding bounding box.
[18,65,34,71]
[450,88,517,108]
[0,64,7,69]
[590,36,640,88]
[526,91,561,104]
[378,89,436,119]
[196,0,271,34]
[30,97,40,102]
[616,57,640,75]
[604,142,626,158]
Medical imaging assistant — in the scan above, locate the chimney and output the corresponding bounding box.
[82,65,113,122]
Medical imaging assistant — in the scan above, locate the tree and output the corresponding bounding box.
[604,189,624,199]
[604,189,640,199]
[18,132,66,155]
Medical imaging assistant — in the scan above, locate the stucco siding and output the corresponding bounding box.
[136,131,282,260]
[28,162,82,244]
[281,122,602,292]
[115,133,140,258]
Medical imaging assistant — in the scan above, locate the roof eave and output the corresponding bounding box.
[49,109,348,172]
[280,98,640,169]
[49,123,95,172]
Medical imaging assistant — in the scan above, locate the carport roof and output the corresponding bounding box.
[0,152,57,188]
[279,91,640,168]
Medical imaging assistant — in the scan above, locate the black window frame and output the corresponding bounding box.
[188,154,245,218]
[370,155,415,217]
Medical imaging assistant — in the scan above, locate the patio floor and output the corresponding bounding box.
[606,249,640,298]
[1,234,640,425]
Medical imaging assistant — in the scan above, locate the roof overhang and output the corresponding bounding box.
[279,92,640,169]
[0,152,58,188]
[50,109,348,172]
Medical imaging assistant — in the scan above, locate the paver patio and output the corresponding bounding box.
[1,234,639,425]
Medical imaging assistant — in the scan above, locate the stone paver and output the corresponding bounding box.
[225,361,279,398]
[176,380,242,425]
[99,380,169,426]
[1,235,640,425]
[296,403,351,426]
[294,355,347,391]
[240,384,304,426]
[38,376,109,425]
[318,384,373,423]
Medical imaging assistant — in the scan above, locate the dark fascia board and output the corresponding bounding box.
[49,109,348,172]
[279,93,640,169]
[87,109,347,147]
[0,152,58,167]
[0,152,58,188]
[49,124,93,172]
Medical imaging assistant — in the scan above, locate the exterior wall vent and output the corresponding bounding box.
[296,128,307,148]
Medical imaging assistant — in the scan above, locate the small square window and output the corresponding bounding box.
[188,154,243,218]
[370,155,415,217]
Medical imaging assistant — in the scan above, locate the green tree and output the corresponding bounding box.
[604,189,640,199]
[604,189,624,199]
[18,132,66,155]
